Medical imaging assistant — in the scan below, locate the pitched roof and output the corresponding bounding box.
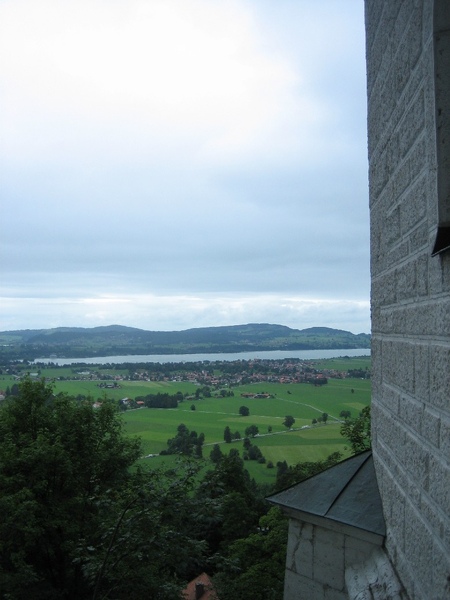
[182,572,217,600]
[267,451,385,537]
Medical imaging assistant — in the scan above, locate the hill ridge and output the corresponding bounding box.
[0,323,371,360]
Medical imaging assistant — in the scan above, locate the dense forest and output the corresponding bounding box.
[0,379,370,599]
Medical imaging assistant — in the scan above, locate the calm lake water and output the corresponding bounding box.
[34,348,370,366]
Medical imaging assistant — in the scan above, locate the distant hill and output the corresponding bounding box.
[0,323,371,360]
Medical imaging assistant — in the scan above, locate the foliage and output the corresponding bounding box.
[245,445,265,463]
[210,444,224,463]
[162,423,205,457]
[213,507,287,600]
[239,405,250,417]
[0,379,205,599]
[195,450,263,557]
[223,426,232,443]
[244,424,259,438]
[340,406,371,454]
[283,415,295,428]
[135,392,179,408]
[316,412,329,423]
[275,452,343,491]
[0,376,363,600]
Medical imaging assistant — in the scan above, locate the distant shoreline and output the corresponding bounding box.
[33,348,370,365]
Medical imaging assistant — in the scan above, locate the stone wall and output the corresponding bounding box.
[365,1,450,599]
[283,519,386,600]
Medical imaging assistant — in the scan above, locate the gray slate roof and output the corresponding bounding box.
[267,451,385,537]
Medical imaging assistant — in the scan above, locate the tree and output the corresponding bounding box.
[247,444,264,462]
[244,424,259,438]
[322,412,329,423]
[210,443,223,463]
[213,507,287,600]
[196,450,262,556]
[0,378,204,599]
[275,452,343,491]
[224,426,232,443]
[283,415,295,429]
[239,405,249,417]
[191,404,196,411]
[339,410,351,419]
[165,423,205,456]
[340,406,371,454]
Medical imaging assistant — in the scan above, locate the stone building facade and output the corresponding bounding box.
[367,1,450,599]
[269,1,450,599]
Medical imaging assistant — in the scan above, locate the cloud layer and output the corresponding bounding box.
[1,0,370,334]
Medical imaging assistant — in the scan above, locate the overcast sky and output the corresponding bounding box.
[1,0,370,334]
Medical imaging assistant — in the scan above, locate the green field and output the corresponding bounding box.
[120,377,370,484]
[0,358,370,485]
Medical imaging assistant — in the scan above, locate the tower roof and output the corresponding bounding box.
[267,451,385,537]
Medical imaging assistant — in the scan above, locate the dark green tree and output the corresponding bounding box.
[196,450,262,556]
[244,424,259,438]
[224,426,232,443]
[239,406,249,417]
[275,452,342,491]
[213,507,288,600]
[247,444,264,462]
[283,415,295,429]
[340,406,371,454]
[210,443,223,463]
[0,378,204,600]
[165,423,204,456]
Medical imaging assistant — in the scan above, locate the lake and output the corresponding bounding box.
[34,348,370,365]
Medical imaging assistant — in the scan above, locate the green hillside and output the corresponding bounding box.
[0,323,371,359]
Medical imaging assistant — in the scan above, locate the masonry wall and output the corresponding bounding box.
[365,1,450,599]
[283,519,384,600]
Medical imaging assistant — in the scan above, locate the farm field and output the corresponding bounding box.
[0,358,371,485]
[122,377,370,484]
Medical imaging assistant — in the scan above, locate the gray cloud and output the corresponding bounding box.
[1,0,370,334]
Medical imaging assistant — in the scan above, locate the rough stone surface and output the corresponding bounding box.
[346,548,408,600]
[366,1,450,599]
[282,519,383,600]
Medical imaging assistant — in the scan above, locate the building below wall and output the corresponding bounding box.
[269,452,407,600]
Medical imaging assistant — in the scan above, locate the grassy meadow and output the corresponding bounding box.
[0,357,370,485]
[122,377,370,485]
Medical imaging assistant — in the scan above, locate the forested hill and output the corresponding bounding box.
[0,323,371,360]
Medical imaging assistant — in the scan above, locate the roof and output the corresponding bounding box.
[182,572,217,600]
[267,451,385,537]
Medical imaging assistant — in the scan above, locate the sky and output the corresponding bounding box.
[0,0,370,335]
